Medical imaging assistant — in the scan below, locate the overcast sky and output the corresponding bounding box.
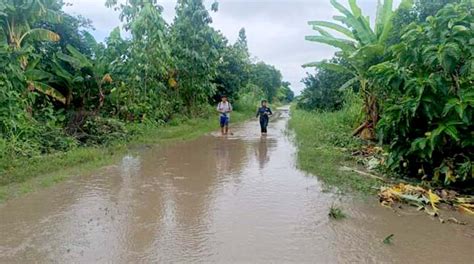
[65,0,400,94]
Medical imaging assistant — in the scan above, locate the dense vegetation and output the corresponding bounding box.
[298,57,355,111]
[299,0,473,188]
[0,0,292,186]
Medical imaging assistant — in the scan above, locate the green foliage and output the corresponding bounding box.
[298,57,355,111]
[213,30,250,101]
[290,94,379,193]
[233,83,265,112]
[329,205,346,219]
[386,1,417,46]
[0,0,61,51]
[301,0,472,190]
[81,116,128,145]
[105,0,174,121]
[171,0,220,111]
[373,0,473,185]
[305,0,409,138]
[0,0,291,188]
[235,28,249,57]
[386,0,461,45]
[250,62,283,103]
[276,81,294,104]
[414,0,461,21]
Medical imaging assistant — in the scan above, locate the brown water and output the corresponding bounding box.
[1,108,473,263]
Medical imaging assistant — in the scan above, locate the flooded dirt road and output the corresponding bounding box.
[1,108,473,263]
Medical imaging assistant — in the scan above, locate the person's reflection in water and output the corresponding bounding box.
[256,137,270,169]
[216,138,231,174]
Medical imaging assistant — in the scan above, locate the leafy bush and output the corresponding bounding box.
[0,74,77,158]
[374,1,473,185]
[233,84,265,113]
[81,116,129,145]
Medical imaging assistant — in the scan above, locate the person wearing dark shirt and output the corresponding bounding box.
[256,100,273,135]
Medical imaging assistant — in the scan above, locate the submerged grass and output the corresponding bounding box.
[0,110,253,203]
[328,205,346,220]
[289,101,382,194]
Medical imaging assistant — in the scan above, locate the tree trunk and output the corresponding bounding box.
[353,79,378,140]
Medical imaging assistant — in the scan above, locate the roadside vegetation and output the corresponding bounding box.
[290,93,381,193]
[0,0,294,195]
[295,0,472,194]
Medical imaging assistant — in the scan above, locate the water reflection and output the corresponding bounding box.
[215,137,249,176]
[254,136,274,169]
[124,135,249,262]
[215,138,232,174]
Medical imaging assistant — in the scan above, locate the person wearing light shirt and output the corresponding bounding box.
[216,95,233,135]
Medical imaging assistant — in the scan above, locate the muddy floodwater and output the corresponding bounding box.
[1,107,473,263]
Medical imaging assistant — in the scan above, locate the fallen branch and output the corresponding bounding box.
[379,183,474,218]
[340,166,387,182]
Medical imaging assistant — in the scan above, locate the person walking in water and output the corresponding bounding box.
[256,100,272,135]
[217,95,233,135]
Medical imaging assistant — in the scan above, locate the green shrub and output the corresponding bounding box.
[373,1,473,186]
[81,116,129,145]
[233,85,264,113]
[329,205,346,220]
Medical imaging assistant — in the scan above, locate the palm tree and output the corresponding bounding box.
[304,0,413,139]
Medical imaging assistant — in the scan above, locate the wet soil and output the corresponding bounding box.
[1,107,473,263]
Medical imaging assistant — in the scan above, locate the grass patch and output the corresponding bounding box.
[0,110,253,203]
[289,103,382,194]
[383,234,395,245]
[328,205,346,220]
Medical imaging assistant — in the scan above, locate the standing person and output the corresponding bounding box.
[217,95,233,135]
[256,100,272,135]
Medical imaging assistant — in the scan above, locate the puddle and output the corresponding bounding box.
[1,107,473,263]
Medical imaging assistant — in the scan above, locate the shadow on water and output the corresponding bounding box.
[1,106,473,263]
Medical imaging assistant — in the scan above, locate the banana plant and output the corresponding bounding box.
[0,0,61,51]
[24,56,66,104]
[0,0,63,104]
[25,44,112,108]
[304,0,413,139]
[53,45,111,109]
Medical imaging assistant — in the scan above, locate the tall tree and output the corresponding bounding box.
[387,0,461,45]
[235,28,249,56]
[106,0,173,120]
[277,81,294,103]
[213,30,249,101]
[250,62,282,103]
[171,0,220,112]
[415,0,461,21]
[298,57,355,111]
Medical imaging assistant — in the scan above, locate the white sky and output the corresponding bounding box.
[65,0,401,94]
